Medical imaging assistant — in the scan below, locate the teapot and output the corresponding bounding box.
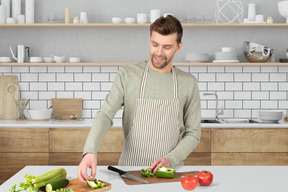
[10,45,30,63]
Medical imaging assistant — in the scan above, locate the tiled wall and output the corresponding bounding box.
[1,65,287,121]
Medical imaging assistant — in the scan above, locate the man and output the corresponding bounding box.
[78,15,201,183]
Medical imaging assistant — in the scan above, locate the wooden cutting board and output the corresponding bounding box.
[0,75,19,119]
[51,98,82,118]
[121,170,199,185]
[63,178,111,192]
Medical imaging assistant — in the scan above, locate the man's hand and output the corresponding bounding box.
[78,153,97,184]
[149,157,171,174]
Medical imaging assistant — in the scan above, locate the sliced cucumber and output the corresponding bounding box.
[45,179,69,192]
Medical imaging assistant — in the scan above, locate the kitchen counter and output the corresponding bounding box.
[0,119,288,128]
[1,165,287,192]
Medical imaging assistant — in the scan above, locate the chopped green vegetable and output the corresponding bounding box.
[86,177,106,189]
[155,166,175,178]
[141,168,154,177]
[45,179,69,192]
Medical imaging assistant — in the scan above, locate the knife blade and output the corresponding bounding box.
[108,165,149,184]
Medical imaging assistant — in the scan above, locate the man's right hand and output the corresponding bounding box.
[77,153,97,184]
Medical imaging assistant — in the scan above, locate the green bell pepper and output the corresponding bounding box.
[155,166,175,178]
[141,168,154,177]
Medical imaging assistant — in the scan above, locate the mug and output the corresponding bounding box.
[222,47,234,52]
[150,9,160,23]
[80,12,88,23]
[255,14,264,22]
[137,13,147,23]
[112,17,122,23]
[50,54,65,63]
[6,17,16,23]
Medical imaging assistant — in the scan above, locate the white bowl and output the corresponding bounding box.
[28,109,52,120]
[278,1,288,23]
[0,57,11,63]
[30,57,43,63]
[258,110,283,122]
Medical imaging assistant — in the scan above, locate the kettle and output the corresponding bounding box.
[9,45,30,63]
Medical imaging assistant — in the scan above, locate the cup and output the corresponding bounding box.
[137,13,147,23]
[112,17,122,23]
[150,9,160,23]
[43,57,54,63]
[73,16,79,24]
[163,13,173,17]
[16,14,25,23]
[222,47,234,52]
[80,12,88,23]
[6,17,16,24]
[124,17,136,23]
[50,54,65,63]
[69,57,81,63]
[247,3,256,21]
[255,14,264,23]
[0,57,12,62]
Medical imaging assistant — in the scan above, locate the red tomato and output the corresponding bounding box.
[181,175,198,190]
[197,170,213,186]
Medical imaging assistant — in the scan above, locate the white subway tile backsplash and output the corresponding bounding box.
[115,110,123,118]
[199,73,215,82]
[200,100,207,108]
[109,73,117,82]
[234,110,251,118]
[39,92,56,100]
[83,66,100,73]
[243,82,260,91]
[260,100,278,109]
[243,101,260,109]
[101,82,113,91]
[92,73,109,81]
[279,66,288,72]
[217,91,233,100]
[279,82,288,90]
[201,110,215,118]
[20,91,38,99]
[75,91,92,99]
[252,73,269,81]
[83,100,101,109]
[225,100,243,109]
[225,66,242,73]
[56,91,74,98]
[12,66,29,73]
[261,66,278,73]
[57,73,73,81]
[208,66,224,73]
[18,82,29,91]
[21,73,38,81]
[75,73,91,81]
[234,91,251,100]
[30,82,47,91]
[261,82,278,91]
[83,82,100,91]
[279,101,288,109]
[177,66,189,73]
[207,82,224,91]
[29,100,47,109]
[270,92,286,100]
[66,67,82,73]
[101,66,118,73]
[0,66,12,73]
[225,82,242,91]
[48,66,65,73]
[189,66,207,73]
[270,73,287,81]
[48,82,65,91]
[82,109,92,118]
[234,73,251,82]
[252,92,269,100]
[243,66,260,73]
[66,82,82,91]
[92,91,109,100]
[39,73,55,81]
[197,83,207,91]
[30,66,47,73]
[216,73,233,82]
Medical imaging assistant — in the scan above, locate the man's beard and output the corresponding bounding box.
[151,54,171,69]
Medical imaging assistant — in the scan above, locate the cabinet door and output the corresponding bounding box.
[0,128,49,152]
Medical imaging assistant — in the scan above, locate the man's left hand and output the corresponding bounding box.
[149,157,171,174]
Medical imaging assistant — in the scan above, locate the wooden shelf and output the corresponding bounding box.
[0,62,287,66]
[0,23,288,27]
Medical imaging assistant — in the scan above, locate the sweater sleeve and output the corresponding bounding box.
[164,79,201,167]
[83,67,125,156]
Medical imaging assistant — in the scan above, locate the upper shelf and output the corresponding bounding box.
[0,23,288,27]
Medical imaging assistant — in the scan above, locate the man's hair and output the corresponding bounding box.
[150,15,183,44]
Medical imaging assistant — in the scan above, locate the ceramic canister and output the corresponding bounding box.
[0,5,6,23]
[25,0,34,23]
[1,0,10,18]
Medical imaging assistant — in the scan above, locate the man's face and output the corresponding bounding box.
[149,31,182,71]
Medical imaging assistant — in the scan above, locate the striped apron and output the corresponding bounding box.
[118,63,181,166]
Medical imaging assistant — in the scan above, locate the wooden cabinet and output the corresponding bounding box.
[1,127,288,184]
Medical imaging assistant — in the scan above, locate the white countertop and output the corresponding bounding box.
[1,165,287,192]
[0,119,288,128]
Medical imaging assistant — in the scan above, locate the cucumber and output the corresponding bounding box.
[45,178,69,192]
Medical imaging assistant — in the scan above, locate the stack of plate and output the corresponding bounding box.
[213,52,239,63]
[185,53,209,63]
[258,111,283,123]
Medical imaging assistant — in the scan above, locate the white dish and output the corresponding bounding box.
[30,57,43,63]
[185,60,209,63]
[213,59,239,62]
[28,109,52,120]
[0,57,12,63]
[223,119,249,123]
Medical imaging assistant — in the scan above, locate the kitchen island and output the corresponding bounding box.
[0,165,287,192]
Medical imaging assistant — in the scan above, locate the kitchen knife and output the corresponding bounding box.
[108,165,149,184]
